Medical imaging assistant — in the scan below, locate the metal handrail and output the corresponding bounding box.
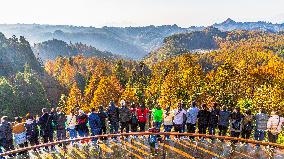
[0,132,283,156]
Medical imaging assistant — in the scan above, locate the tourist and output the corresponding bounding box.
[137,104,149,132]
[38,108,54,151]
[186,101,199,139]
[0,116,14,152]
[107,101,120,140]
[12,117,28,155]
[197,104,210,135]
[130,103,139,133]
[54,107,67,147]
[241,109,254,139]
[151,104,163,130]
[230,107,244,143]
[88,108,102,144]
[76,110,89,138]
[208,102,219,136]
[173,102,187,134]
[119,100,131,134]
[254,109,269,143]
[66,109,78,141]
[267,111,284,143]
[25,114,39,147]
[218,106,231,137]
[163,107,173,140]
[98,106,108,139]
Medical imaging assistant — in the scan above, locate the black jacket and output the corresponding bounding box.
[108,105,120,123]
[197,110,210,126]
[54,112,67,130]
[208,109,219,126]
[39,113,54,133]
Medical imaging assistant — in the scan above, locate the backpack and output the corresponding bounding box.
[243,122,253,131]
[232,119,242,130]
[25,121,38,138]
[131,113,138,124]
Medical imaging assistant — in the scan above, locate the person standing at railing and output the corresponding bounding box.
[186,101,199,140]
[208,102,220,137]
[39,108,55,151]
[12,117,28,155]
[230,107,244,143]
[137,104,149,132]
[119,100,131,134]
[98,106,108,140]
[218,106,231,137]
[254,109,268,144]
[267,111,284,143]
[66,109,78,142]
[88,108,102,145]
[0,116,14,154]
[54,107,67,147]
[76,110,89,138]
[25,114,39,147]
[151,104,163,130]
[241,109,253,139]
[130,103,139,134]
[197,104,210,137]
[173,102,187,137]
[163,106,174,140]
[107,101,120,141]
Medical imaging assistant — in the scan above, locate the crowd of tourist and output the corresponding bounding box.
[0,100,283,156]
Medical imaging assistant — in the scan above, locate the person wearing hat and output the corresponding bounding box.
[267,111,284,143]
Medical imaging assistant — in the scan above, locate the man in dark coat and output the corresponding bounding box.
[54,107,67,147]
[38,108,54,150]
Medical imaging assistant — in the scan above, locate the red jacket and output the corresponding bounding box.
[136,108,149,123]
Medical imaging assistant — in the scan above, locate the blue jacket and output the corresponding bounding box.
[89,113,102,130]
[186,107,199,124]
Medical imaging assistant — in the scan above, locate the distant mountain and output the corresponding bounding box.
[0,24,201,59]
[213,18,284,32]
[0,20,283,59]
[33,39,119,61]
[0,33,42,76]
[144,27,227,64]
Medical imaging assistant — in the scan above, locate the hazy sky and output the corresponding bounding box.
[0,0,283,27]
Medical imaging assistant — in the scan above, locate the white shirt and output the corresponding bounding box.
[173,109,187,125]
[267,115,284,134]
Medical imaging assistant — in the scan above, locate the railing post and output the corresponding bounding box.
[162,133,166,159]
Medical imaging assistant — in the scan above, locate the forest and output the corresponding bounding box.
[1,28,284,118]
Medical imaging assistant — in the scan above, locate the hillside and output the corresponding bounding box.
[0,33,43,76]
[144,27,227,64]
[33,39,119,61]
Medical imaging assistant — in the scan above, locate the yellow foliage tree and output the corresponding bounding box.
[91,76,122,109]
[66,82,82,113]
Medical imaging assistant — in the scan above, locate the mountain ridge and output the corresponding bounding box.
[0,19,283,59]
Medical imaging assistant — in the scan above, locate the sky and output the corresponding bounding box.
[0,0,283,27]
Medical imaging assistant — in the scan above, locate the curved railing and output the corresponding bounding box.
[1,132,283,157]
